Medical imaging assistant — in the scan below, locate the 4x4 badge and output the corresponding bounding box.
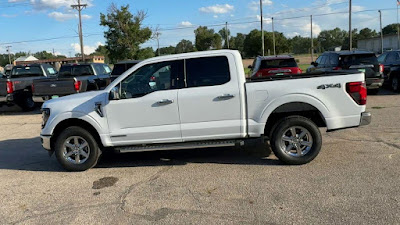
[317,83,341,89]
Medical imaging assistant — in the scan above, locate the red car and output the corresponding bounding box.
[250,55,302,78]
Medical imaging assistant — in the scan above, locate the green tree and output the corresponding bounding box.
[218,27,231,48]
[382,23,399,35]
[229,33,246,55]
[317,27,348,51]
[358,28,378,40]
[136,47,155,59]
[194,26,222,51]
[100,3,152,63]
[33,51,54,60]
[175,39,194,53]
[155,46,176,56]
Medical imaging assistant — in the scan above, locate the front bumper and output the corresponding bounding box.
[360,112,371,126]
[41,135,52,151]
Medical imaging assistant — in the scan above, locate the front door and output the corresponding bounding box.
[106,60,184,146]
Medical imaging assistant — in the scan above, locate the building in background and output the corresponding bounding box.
[357,34,399,53]
[14,55,39,65]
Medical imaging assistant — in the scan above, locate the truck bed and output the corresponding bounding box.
[33,78,77,96]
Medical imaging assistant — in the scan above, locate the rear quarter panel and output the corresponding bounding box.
[245,73,366,136]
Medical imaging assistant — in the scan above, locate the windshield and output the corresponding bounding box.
[11,66,43,77]
[339,54,378,66]
[260,58,297,69]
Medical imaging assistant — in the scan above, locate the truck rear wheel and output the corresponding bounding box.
[270,116,322,165]
[54,126,100,171]
[392,76,400,93]
[17,92,36,111]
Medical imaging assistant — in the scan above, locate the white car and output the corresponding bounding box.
[40,50,371,171]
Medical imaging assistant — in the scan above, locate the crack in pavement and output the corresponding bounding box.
[118,165,174,212]
[325,134,400,150]
[10,202,120,225]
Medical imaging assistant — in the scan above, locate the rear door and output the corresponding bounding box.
[178,55,242,141]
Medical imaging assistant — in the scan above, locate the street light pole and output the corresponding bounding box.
[260,0,264,56]
[379,10,384,54]
[272,17,276,56]
[71,0,87,62]
[349,0,352,50]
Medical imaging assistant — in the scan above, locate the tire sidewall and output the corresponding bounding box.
[392,76,400,92]
[270,117,322,165]
[55,126,100,171]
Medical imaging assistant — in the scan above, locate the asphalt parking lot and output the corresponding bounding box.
[0,89,399,225]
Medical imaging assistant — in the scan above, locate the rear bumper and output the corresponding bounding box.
[366,78,384,89]
[0,94,14,103]
[41,135,52,151]
[33,96,49,103]
[360,112,371,126]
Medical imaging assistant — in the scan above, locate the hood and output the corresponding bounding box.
[43,91,107,113]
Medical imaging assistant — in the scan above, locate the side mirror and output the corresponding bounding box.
[311,62,318,66]
[248,65,253,69]
[109,86,120,100]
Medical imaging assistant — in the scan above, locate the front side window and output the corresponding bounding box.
[377,53,387,64]
[119,60,183,99]
[186,56,230,88]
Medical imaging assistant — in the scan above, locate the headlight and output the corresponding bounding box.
[41,108,50,129]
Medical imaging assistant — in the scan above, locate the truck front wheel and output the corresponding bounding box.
[54,126,100,171]
[270,116,322,165]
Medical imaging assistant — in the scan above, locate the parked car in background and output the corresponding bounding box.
[111,60,141,81]
[0,64,57,111]
[249,55,302,78]
[307,50,384,94]
[377,50,400,92]
[39,50,370,171]
[32,63,112,103]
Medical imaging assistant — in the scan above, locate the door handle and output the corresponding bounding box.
[217,94,235,99]
[157,99,174,104]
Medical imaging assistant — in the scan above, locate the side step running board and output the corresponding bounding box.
[116,140,243,153]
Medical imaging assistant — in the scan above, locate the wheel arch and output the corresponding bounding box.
[50,118,103,150]
[263,101,327,138]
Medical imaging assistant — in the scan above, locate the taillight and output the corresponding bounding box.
[6,81,14,94]
[297,68,302,74]
[31,83,35,93]
[333,67,342,70]
[346,81,367,105]
[74,80,82,92]
[379,64,384,73]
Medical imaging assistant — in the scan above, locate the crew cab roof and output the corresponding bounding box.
[324,50,375,55]
[256,55,294,60]
[115,60,142,64]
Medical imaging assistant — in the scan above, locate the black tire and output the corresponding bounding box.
[368,88,379,95]
[54,126,100,171]
[270,116,322,165]
[17,92,36,111]
[392,75,400,93]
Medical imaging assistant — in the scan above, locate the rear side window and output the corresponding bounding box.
[385,52,400,63]
[339,54,378,66]
[11,66,43,77]
[185,56,230,88]
[59,66,72,76]
[260,58,297,69]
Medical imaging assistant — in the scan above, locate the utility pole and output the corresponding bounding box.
[397,3,399,49]
[71,0,87,62]
[260,0,264,56]
[225,22,230,49]
[155,28,161,56]
[379,10,384,54]
[311,15,314,62]
[52,48,55,55]
[272,17,276,55]
[6,46,12,65]
[349,0,352,50]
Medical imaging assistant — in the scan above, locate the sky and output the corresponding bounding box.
[0,0,399,57]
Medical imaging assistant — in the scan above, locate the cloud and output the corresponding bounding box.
[256,15,272,24]
[249,0,273,11]
[180,21,193,27]
[48,11,91,22]
[28,0,93,10]
[1,14,17,18]
[199,4,234,14]
[71,42,103,55]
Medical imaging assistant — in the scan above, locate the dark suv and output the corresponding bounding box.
[249,55,302,78]
[377,50,400,92]
[307,51,384,94]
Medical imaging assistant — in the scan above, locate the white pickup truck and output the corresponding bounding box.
[40,50,371,171]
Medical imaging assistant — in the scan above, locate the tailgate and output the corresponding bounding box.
[0,80,7,96]
[33,78,76,96]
